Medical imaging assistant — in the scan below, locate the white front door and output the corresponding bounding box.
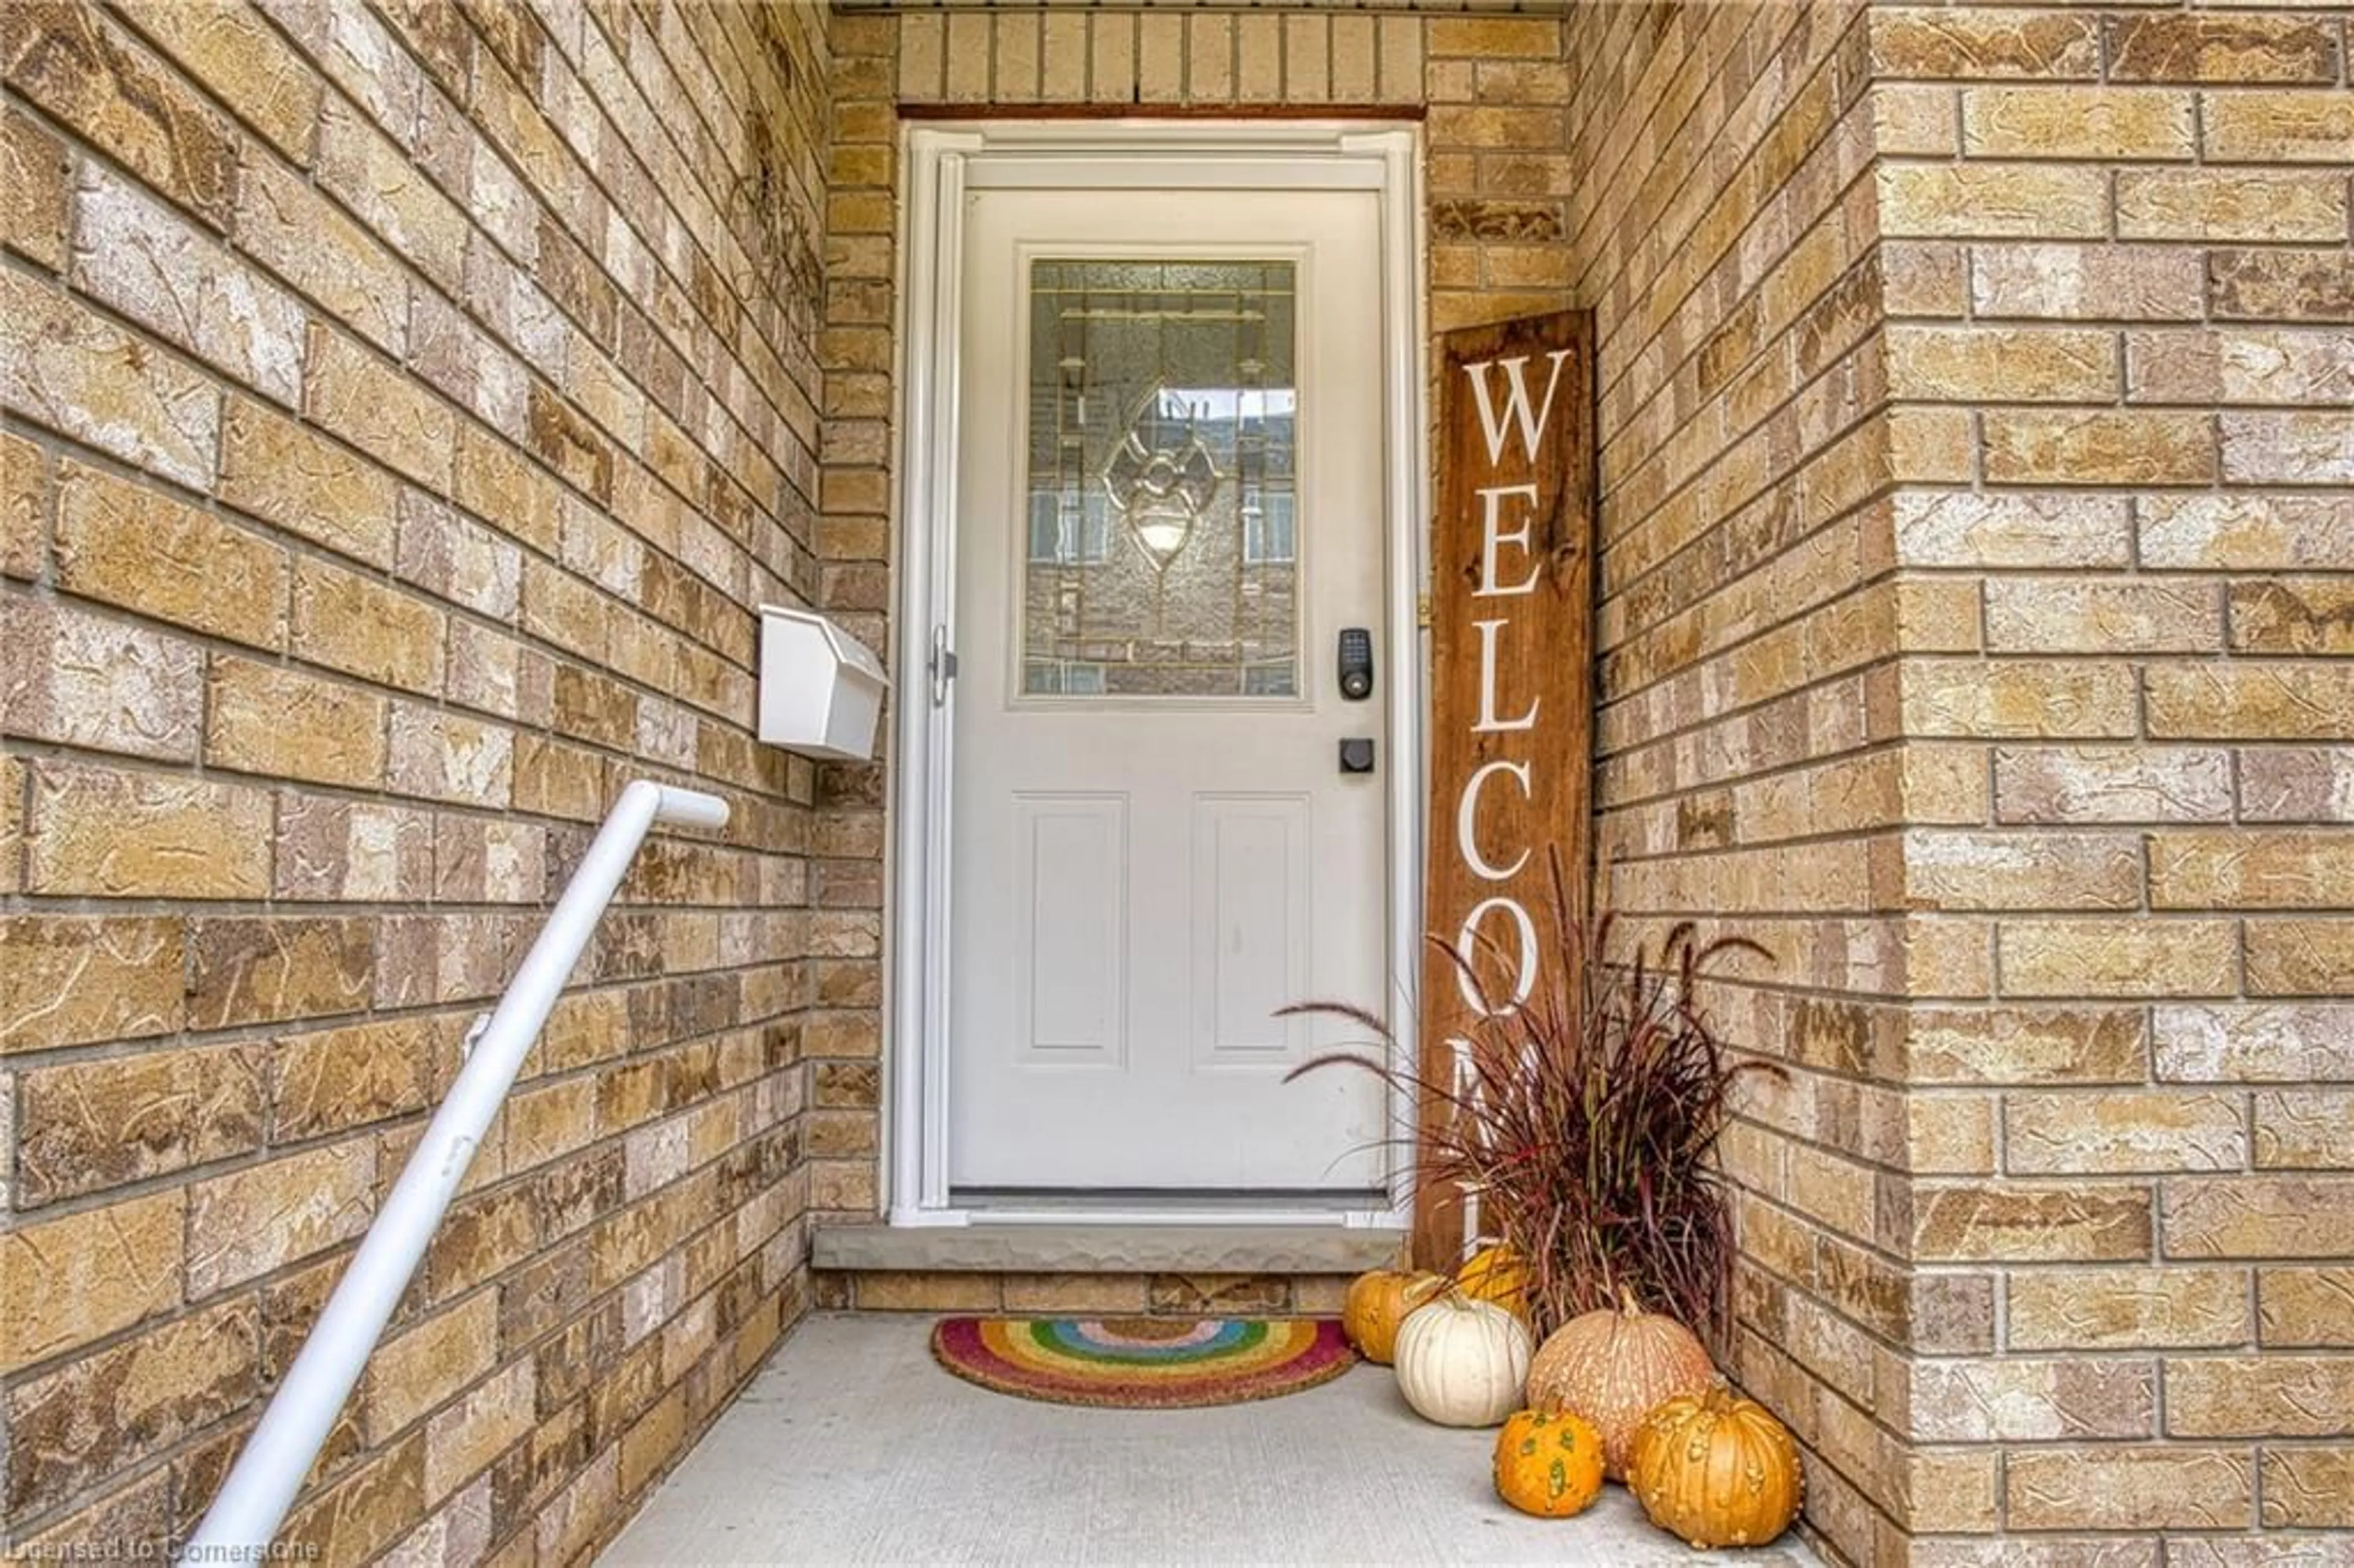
[945,185,1391,1193]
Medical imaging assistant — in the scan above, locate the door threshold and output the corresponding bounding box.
[812,1219,1407,1277]
[904,1190,1406,1230]
[956,1187,1390,1214]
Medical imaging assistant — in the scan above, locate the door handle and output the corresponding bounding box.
[929,625,958,708]
[1339,738,1376,774]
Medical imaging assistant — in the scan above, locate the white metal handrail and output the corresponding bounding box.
[185,781,730,1558]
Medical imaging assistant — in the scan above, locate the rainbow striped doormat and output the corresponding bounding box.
[931,1316,1357,1409]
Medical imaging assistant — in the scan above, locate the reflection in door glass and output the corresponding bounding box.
[1023,259,1299,698]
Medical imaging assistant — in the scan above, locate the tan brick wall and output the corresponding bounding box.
[1867,2,2354,1560]
[2,1,829,1559]
[10,1,2344,1561]
[1564,6,1916,1561]
[813,0,1581,1241]
[1579,1,2353,1562]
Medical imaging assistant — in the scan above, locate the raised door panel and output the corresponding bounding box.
[1011,793,1127,1064]
[1190,793,1311,1066]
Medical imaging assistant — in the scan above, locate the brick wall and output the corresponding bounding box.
[809,7,1583,1267]
[1579,1,2354,1562]
[1869,2,2354,1559]
[9,1,2346,1562]
[1564,4,1912,1561]
[2,1,829,1560]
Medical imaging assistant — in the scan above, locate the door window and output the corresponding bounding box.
[1022,258,1300,699]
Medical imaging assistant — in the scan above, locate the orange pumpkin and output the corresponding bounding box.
[1628,1383,1805,1548]
[1455,1243,1530,1321]
[1492,1409,1606,1519]
[1525,1288,1714,1479]
[1341,1268,1447,1364]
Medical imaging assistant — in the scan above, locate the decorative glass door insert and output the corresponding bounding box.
[1023,259,1300,699]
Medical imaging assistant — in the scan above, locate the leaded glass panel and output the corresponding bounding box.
[1021,259,1300,699]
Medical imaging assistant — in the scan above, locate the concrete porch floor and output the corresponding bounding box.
[604,1315,1820,1566]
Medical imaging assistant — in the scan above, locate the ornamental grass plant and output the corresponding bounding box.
[1284,854,1777,1342]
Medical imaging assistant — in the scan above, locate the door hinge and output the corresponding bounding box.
[928,625,958,707]
[1415,593,1433,630]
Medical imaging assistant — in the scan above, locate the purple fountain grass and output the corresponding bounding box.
[1283,857,1778,1344]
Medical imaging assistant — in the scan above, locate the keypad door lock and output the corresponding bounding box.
[1338,628,1374,701]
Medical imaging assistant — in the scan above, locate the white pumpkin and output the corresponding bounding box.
[1393,1288,1533,1428]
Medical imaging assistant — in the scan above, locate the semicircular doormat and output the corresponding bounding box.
[931,1316,1357,1409]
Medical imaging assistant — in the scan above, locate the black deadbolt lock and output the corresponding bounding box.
[1338,628,1374,701]
[1339,738,1376,774]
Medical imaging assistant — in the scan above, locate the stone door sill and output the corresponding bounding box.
[810,1222,1406,1276]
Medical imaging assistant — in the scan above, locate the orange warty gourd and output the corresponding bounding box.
[1341,1268,1447,1364]
[1628,1383,1805,1549]
[1524,1288,1715,1479]
[1491,1409,1606,1519]
[1454,1243,1530,1322]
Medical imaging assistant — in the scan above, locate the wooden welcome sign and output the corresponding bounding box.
[1416,309,1596,1269]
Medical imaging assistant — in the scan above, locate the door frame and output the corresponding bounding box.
[886,120,1430,1229]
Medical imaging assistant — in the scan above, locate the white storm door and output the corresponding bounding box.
[946,187,1390,1192]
